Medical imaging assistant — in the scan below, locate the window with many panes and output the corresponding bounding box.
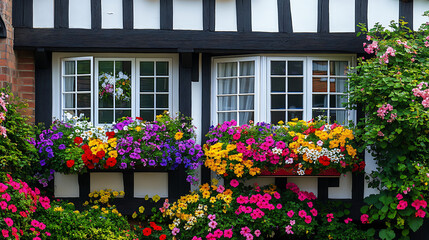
[212,56,354,125]
[59,56,175,125]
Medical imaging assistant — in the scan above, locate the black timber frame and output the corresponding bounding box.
[54,0,69,29]
[0,15,6,38]
[399,0,413,29]
[12,0,33,28]
[278,0,293,33]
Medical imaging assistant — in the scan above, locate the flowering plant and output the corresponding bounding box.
[204,119,362,179]
[0,92,8,138]
[99,71,131,102]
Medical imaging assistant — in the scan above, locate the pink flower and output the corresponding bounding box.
[4,218,13,227]
[192,237,202,240]
[396,194,403,200]
[307,202,313,208]
[216,185,225,193]
[45,232,51,236]
[39,222,46,230]
[304,215,312,224]
[7,204,17,213]
[377,131,384,137]
[273,192,280,199]
[411,199,427,210]
[172,227,180,236]
[246,138,255,145]
[344,218,353,224]
[285,225,293,235]
[0,201,6,210]
[224,229,233,238]
[416,209,426,218]
[0,183,8,193]
[233,133,241,140]
[361,214,369,224]
[310,208,318,217]
[208,221,217,229]
[208,214,216,221]
[290,220,295,226]
[230,179,239,188]
[287,210,294,218]
[1,193,11,202]
[326,213,334,222]
[2,229,8,238]
[214,229,223,238]
[298,210,307,218]
[33,237,41,240]
[254,230,261,237]
[31,220,40,228]
[397,200,408,210]
[276,204,282,209]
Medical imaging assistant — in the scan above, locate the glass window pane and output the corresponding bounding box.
[271,61,286,75]
[99,110,114,124]
[218,112,237,124]
[99,94,113,108]
[64,94,75,108]
[288,95,303,109]
[77,109,91,120]
[156,94,169,108]
[271,111,285,124]
[77,76,91,91]
[218,78,237,94]
[330,94,348,108]
[239,96,254,110]
[240,61,255,76]
[271,95,286,109]
[330,110,347,124]
[330,61,348,76]
[77,94,91,108]
[288,111,303,121]
[217,62,237,77]
[140,94,154,108]
[313,61,328,75]
[99,61,114,74]
[140,110,154,121]
[140,62,154,76]
[271,77,285,92]
[115,110,131,121]
[140,78,154,92]
[116,99,131,108]
[64,77,75,92]
[63,110,75,117]
[313,77,327,92]
[239,78,254,93]
[64,61,75,75]
[288,61,303,75]
[116,61,132,76]
[218,96,237,111]
[77,60,91,74]
[288,77,303,92]
[156,78,169,92]
[330,78,348,93]
[156,62,169,76]
[115,72,131,104]
[313,109,328,119]
[313,95,328,108]
[239,112,254,126]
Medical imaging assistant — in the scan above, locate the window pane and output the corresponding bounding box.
[288,111,303,120]
[64,77,75,92]
[288,95,303,109]
[313,94,328,108]
[156,62,169,76]
[99,110,114,124]
[99,61,114,74]
[330,61,348,76]
[271,111,285,124]
[99,94,113,108]
[64,61,75,75]
[288,61,303,75]
[140,110,154,121]
[116,99,131,108]
[330,94,348,108]
[271,61,286,75]
[313,77,327,92]
[239,112,254,126]
[330,110,347,124]
[313,61,328,75]
[140,94,154,108]
[63,110,75,117]
[77,76,91,91]
[77,109,91,120]
[271,77,285,92]
[115,110,131,121]
[239,78,254,93]
[330,78,348,93]
[313,109,328,119]
[77,60,91,74]
[115,71,131,105]
[156,110,165,115]
[271,95,286,109]
[218,112,237,124]
[218,62,237,77]
[64,94,75,108]
[116,61,132,76]
[288,77,303,92]
[218,78,237,94]
[156,78,169,92]
[156,94,169,108]
[240,61,255,76]
[77,94,91,108]
[218,96,237,111]
[140,78,154,92]
[239,96,254,110]
[141,62,154,76]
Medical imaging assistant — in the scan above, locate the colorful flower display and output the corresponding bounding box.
[0,92,8,138]
[204,119,363,179]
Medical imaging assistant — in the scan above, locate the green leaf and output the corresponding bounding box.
[379,229,396,240]
[408,217,423,232]
[366,228,376,237]
[402,229,409,236]
[398,156,406,161]
[361,205,369,214]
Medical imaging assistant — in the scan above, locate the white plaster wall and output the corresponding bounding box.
[251,0,278,32]
[368,0,399,29]
[413,0,429,31]
[364,149,380,197]
[215,0,237,31]
[328,173,352,199]
[33,0,54,28]
[290,0,318,33]
[329,0,355,32]
[101,0,123,29]
[69,0,92,29]
[134,0,161,29]
[173,0,203,30]
[90,172,124,192]
[54,173,80,198]
[134,172,168,198]
[244,177,276,187]
[287,177,318,196]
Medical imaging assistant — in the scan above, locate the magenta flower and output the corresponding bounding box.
[208,221,217,229]
[287,210,294,218]
[4,217,13,227]
[224,229,233,238]
[361,214,369,224]
[2,229,8,238]
[397,200,408,210]
[0,183,8,193]
[416,209,426,218]
[230,179,239,188]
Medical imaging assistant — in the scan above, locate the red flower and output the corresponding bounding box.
[154,225,162,231]
[142,228,152,236]
[81,144,90,152]
[106,131,115,139]
[96,151,105,159]
[106,157,117,167]
[150,222,156,228]
[159,234,167,240]
[318,156,331,166]
[74,137,83,145]
[66,160,75,168]
[136,117,144,121]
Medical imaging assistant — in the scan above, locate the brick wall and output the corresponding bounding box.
[0,0,35,123]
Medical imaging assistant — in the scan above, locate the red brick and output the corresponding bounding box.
[18,63,34,71]
[17,78,34,85]
[18,71,34,78]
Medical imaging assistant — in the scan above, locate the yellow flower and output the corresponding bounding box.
[132,212,137,218]
[108,150,118,158]
[209,197,216,203]
[153,195,161,202]
[74,210,79,214]
[92,205,99,209]
[135,126,141,132]
[54,207,64,212]
[139,206,145,213]
[145,195,149,200]
[175,132,184,140]
[278,120,284,125]
[211,178,219,186]
[113,191,119,197]
[119,191,125,196]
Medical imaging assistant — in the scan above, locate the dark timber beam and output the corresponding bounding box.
[55,0,69,28]
[399,0,413,29]
[278,0,293,33]
[355,0,368,32]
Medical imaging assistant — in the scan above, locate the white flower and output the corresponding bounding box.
[75,129,81,133]
[123,126,128,131]
[317,140,323,146]
[285,158,294,164]
[272,147,283,155]
[297,169,305,175]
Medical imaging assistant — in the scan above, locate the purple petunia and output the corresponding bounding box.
[58,144,66,150]
[40,159,46,166]
[148,159,156,166]
[119,162,127,169]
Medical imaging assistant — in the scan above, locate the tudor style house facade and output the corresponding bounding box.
[1,0,428,215]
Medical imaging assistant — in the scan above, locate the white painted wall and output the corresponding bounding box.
[328,173,352,199]
[33,0,54,28]
[368,0,399,29]
[69,0,92,29]
[413,0,429,31]
[251,0,278,32]
[329,0,355,32]
[90,172,124,192]
[287,177,318,196]
[101,0,123,29]
[215,0,237,31]
[54,173,80,197]
[134,0,161,29]
[290,0,318,33]
[173,0,203,30]
[364,149,380,198]
[134,172,168,197]
[244,177,276,187]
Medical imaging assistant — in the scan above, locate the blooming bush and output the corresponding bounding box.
[0,92,8,138]
[204,119,363,179]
